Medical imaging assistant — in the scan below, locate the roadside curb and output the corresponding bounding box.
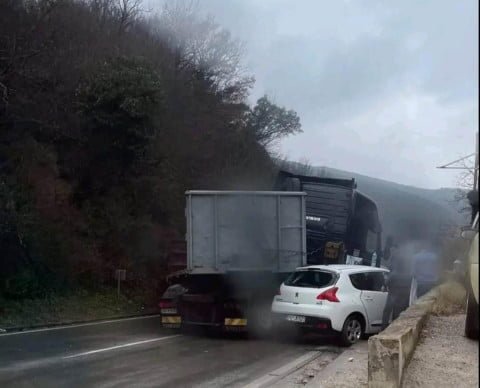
[0,311,160,334]
[367,286,441,388]
[305,341,368,387]
[243,350,325,388]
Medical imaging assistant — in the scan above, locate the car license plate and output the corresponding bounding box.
[286,315,306,323]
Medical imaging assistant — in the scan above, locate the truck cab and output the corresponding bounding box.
[275,170,383,267]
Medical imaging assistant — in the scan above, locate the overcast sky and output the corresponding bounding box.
[148,0,478,189]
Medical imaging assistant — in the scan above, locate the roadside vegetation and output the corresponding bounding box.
[431,280,466,316]
[0,289,146,328]
[0,0,301,322]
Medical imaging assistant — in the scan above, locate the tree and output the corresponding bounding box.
[0,0,304,297]
[150,0,253,101]
[87,0,143,33]
[246,96,302,148]
[75,56,164,194]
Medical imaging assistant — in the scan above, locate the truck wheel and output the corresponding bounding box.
[465,292,479,339]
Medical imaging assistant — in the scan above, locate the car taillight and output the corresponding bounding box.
[316,287,339,302]
[159,300,174,309]
[276,288,281,296]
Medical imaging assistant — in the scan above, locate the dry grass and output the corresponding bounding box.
[431,281,467,316]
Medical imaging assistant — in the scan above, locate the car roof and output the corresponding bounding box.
[295,264,389,274]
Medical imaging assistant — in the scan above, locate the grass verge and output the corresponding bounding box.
[431,280,466,316]
[0,289,153,329]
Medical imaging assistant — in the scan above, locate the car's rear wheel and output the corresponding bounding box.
[340,315,364,346]
[465,291,479,339]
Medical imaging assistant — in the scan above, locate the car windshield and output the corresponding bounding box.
[284,270,336,288]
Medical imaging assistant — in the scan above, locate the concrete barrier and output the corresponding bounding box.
[367,287,440,388]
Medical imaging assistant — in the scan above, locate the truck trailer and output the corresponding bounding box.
[160,190,307,335]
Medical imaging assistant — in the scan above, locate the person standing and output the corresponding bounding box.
[412,248,439,298]
[382,236,397,270]
[381,258,412,330]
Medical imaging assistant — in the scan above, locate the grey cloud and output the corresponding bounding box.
[261,34,411,127]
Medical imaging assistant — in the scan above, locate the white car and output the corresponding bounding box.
[272,265,389,346]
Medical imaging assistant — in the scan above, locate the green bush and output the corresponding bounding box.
[4,269,44,299]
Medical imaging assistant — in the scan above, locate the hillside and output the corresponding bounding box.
[0,1,300,299]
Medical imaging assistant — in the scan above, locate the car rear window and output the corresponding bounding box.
[284,270,336,288]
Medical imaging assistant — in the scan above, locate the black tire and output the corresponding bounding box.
[465,291,479,340]
[340,315,364,347]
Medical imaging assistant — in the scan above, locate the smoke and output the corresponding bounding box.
[390,239,439,274]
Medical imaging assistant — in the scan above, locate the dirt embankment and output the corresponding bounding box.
[402,281,478,388]
[402,314,478,387]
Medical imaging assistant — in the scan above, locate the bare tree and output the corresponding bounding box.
[150,0,250,96]
[88,0,115,26]
[88,0,142,33]
[116,0,142,33]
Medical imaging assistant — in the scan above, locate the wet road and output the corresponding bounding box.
[0,316,342,387]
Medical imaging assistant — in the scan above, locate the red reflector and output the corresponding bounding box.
[316,323,328,329]
[316,287,339,302]
[159,300,174,309]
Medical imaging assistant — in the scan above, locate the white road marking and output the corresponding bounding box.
[63,335,181,359]
[0,315,161,337]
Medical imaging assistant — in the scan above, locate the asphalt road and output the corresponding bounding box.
[0,316,342,388]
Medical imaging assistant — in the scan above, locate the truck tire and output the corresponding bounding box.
[465,291,479,339]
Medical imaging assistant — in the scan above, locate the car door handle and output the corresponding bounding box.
[363,297,374,301]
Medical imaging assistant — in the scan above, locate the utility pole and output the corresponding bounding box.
[437,131,479,191]
[474,131,478,191]
[437,132,479,226]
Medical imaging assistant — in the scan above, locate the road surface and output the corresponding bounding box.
[0,316,342,387]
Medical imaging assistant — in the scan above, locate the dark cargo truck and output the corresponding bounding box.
[275,170,383,267]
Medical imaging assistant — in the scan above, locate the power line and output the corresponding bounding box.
[436,153,475,169]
